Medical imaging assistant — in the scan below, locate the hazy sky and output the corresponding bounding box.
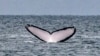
[0,0,100,15]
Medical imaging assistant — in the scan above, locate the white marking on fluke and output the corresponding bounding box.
[25,24,76,43]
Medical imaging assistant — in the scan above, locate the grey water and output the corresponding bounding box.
[0,15,100,56]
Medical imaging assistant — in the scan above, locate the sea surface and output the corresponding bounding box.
[0,15,100,56]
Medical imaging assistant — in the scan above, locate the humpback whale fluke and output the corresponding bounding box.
[25,24,76,43]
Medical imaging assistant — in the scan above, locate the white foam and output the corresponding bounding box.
[0,34,31,38]
[81,35,100,38]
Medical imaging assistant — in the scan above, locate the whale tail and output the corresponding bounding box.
[25,24,76,43]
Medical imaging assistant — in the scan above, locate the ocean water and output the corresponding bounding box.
[0,15,100,56]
